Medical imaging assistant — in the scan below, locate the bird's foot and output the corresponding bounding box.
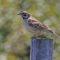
[34,34,47,38]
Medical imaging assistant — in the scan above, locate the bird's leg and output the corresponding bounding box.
[34,33,40,38]
[38,34,47,38]
[34,33,47,38]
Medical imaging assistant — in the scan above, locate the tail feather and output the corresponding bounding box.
[47,28,60,37]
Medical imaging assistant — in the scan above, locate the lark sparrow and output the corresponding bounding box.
[18,10,58,37]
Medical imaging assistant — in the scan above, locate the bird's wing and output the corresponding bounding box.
[28,17,49,30]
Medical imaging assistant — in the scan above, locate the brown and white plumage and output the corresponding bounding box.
[18,10,59,37]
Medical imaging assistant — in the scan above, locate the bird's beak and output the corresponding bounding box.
[17,13,19,15]
[17,13,20,15]
[17,12,21,15]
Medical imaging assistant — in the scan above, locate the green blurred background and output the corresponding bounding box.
[0,0,60,60]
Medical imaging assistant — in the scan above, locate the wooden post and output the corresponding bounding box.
[30,36,53,60]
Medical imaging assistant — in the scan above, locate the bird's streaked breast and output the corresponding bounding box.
[22,19,36,32]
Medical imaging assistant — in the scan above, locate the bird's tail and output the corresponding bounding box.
[47,28,60,38]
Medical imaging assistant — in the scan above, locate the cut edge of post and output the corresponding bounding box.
[30,36,53,60]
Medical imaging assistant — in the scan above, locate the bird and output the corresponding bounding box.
[17,10,59,37]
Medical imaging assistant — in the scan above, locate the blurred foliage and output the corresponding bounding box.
[0,0,60,60]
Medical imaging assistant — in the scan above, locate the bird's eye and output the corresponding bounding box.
[24,14,28,16]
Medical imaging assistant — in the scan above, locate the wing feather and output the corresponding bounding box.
[28,18,48,30]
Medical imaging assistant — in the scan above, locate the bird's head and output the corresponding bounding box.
[18,10,30,19]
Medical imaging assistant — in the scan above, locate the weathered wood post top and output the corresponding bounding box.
[30,36,53,60]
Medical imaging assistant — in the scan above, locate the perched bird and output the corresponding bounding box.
[18,10,58,37]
